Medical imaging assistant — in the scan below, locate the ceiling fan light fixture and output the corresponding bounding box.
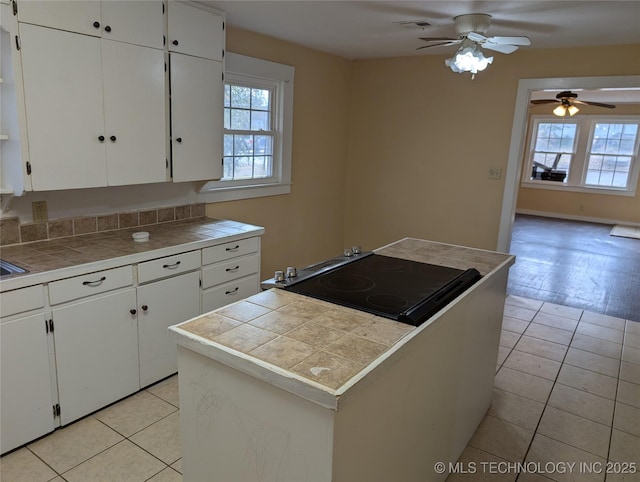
[445,45,493,78]
[553,104,580,117]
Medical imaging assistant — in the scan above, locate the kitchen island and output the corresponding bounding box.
[169,237,515,482]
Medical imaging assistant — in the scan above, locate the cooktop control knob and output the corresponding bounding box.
[352,245,362,255]
[344,248,353,257]
[274,270,285,282]
[286,267,297,278]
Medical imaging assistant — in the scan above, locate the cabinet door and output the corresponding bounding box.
[17,0,101,37]
[1,313,55,454]
[17,1,163,49]
[138,271,200,387]
[53,289,139,425]
[20,24,107,190]
[102,40,167,185]
[100,1,164,49]
[170,53,223,182]
[167,2,223,61]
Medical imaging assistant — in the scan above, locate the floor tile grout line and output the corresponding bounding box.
[24,445,61,480]
[514,304,587,478]
[603,343,626,481]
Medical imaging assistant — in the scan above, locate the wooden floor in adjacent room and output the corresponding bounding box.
[507,214,640,322]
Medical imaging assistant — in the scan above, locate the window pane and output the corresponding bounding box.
[230,86,250,108]
[233,156,253,179]
[253,156,273,178]
[223,134,233,156]
[587,123,637,187]
[251,88,270,110]
[224,108,231,130]
[530,121,576,183]
[251,111,270,130]
[224,85,231,107]
[253,135,272,155]
[230,109,250,130]
[233,135,252,156]
[222,157,234,180]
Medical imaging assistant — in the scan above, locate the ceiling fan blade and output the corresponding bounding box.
[418,37,460,42]
[482,43,519,54]
[485,36,531,46]
[416,41,461,50]
[466,32,487,43]
[530,99,559,105]
[573,100,616,109]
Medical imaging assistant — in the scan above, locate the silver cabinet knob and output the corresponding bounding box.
[274,270,285,282]
[286,267,297,278]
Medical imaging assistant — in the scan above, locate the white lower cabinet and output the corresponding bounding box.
[201,237,261,313]
[137,270,200,388]
[52,289,139,425]
[0,232,262,451]
[0,312,55,454]
[202,274,260,313]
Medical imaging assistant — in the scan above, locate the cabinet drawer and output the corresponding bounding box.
[202,274,259,313]
[138,250,201,284]
[202,237,260,265]
[0,285,45,318]
[49,266,133,305]
[201,253,260,290]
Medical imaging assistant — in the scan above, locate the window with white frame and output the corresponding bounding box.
[200,53,294,201]
[522,115,640,195]
[223,81,275,181]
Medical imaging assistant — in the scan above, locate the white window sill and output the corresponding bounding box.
[197,182,291,202]
[520,181,636,197]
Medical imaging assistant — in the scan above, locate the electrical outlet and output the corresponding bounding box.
[488,167,502,180]
[32,201,48,223]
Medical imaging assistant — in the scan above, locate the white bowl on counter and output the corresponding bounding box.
[132,231,150,242]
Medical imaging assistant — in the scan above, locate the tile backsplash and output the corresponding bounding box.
[0,203,206,246]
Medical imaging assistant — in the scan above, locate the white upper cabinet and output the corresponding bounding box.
[170,53,223,182]
[16,0,101,37]
[102,41,167,186]
[167,1,224,61]
[20,24,108,190]
[7,0,226,190]
[16,0,163,49]
[99,1,164,49]
[19,24,167,190]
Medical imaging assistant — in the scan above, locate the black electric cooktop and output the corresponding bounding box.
[284,254,481,326]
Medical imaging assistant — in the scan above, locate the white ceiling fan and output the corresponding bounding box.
[417,13,531,54]
[417,14,531,78]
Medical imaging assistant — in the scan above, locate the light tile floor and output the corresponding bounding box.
[1,296,639,482]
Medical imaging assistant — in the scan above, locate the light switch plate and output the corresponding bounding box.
[488,167,502,180]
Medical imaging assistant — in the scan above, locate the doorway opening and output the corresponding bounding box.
[498,75,640,321]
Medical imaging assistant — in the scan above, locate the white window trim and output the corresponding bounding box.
[199,53,294,202]
[521,114,640,197]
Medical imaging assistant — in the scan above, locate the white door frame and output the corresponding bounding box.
[497,75,640,253]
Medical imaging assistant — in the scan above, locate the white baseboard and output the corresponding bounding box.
[515,209,640,228]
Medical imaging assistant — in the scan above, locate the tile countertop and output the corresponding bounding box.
[169,237,515,410]
[0,218,265,292]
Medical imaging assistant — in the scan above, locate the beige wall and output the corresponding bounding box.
[344,44,640,252]
[209,29,639,276]
[517,103,640,223]
[206,28,353,277]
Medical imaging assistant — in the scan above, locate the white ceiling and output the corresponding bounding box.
[202,1,640,60]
